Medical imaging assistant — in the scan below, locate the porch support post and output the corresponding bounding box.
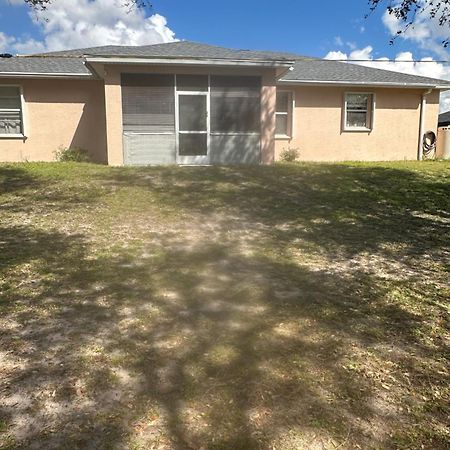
[260,69,277,164]
[103,68,124,166]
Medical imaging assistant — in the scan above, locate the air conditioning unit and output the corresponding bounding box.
[437,127,450,159]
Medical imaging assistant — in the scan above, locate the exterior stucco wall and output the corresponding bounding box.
[93,63,277,165]
[275,85,441,161]
[424,90,440,135]
[0,78,107,163]
[424,90,440,157]
[0,73,442,165]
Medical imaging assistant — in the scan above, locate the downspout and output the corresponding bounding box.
[418,88,433,160]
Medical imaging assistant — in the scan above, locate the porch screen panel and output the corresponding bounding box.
[210,76,261,133]
[121,74,176,165]
[123,133,176,165]
[210,134,260,164]
[122,74,175,133]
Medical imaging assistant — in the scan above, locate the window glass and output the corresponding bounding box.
[276,91,289,113]
[275,114,288,135]
[347,94,369,110]
[345,93,373,129]
[275,91,292,137]
[0,86,22,135]
[346,112,368,128]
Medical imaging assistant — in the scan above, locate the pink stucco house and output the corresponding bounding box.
[0,41,449,165]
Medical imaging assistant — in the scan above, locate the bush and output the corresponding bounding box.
[55,146,91,162]
[279,147,300,162]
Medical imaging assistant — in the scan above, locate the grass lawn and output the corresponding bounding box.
[0,161,449,449]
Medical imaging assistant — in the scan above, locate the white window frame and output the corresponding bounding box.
[343,92,375,132]
[0,84,26,139]
[275,90,295,139]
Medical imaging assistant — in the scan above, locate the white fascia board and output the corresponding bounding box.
[277,79,446,89]
[0,72,94,79]
[85,56,294,69]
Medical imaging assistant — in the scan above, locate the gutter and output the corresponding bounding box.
[0,71,93,79]
[418,88,433,161]
[277,79,450,89]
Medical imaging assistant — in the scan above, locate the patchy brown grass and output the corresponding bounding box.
[0,161,449,449]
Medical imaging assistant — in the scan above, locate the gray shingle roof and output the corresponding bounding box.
[280,58,450,87]
[438,110,450,126]
[1,41,449,88]
[36,41,302,61]
[0,56,91,76]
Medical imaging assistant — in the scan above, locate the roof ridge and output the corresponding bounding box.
[31,40,308,60]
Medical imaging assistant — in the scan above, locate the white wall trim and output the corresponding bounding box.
[0,72,93,79]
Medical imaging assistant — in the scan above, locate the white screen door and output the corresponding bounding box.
[177,92,209,165]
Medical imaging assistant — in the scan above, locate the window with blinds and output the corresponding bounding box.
[344,93,374,131]
[210,76,261,133]
[0,86,23,136]
[121,74,175,133]
[275,91,293,137]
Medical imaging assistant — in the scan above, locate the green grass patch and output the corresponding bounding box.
[0,161,449,449]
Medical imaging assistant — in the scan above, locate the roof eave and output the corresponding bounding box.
[85,56,294,69]
[0,71,94,79]
[277,79,450,89]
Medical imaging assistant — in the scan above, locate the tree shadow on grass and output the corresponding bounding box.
[0,222,447,449]
[101,163,450,262]
[0,162,449,449]
[0,164,108,215]
[0,167,41,195]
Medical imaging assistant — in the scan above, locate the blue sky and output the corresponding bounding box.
[151,0,415,59]
[0,0,436,59]
[0,0,444,59]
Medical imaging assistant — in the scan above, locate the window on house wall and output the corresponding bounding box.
[344,93,374,131]
[0,86,23,136]
[275,91,293,138]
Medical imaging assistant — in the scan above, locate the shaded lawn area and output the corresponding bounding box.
[0,161,449,449]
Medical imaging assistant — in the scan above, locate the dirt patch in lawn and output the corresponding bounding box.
[0,161,449,449]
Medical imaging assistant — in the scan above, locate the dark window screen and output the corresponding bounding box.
[121,74,175,133]
[210,76,261,133]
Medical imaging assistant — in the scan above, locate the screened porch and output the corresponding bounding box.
[121,73,262,165]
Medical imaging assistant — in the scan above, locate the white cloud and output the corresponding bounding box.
[0,31,16,52]
[325,46,450,112]
[382,8,450,59]
[377,4,450,111]
[347,45,373,60]
[2,0,176,54]
[334,36,344,47]
[325,50,347,60]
